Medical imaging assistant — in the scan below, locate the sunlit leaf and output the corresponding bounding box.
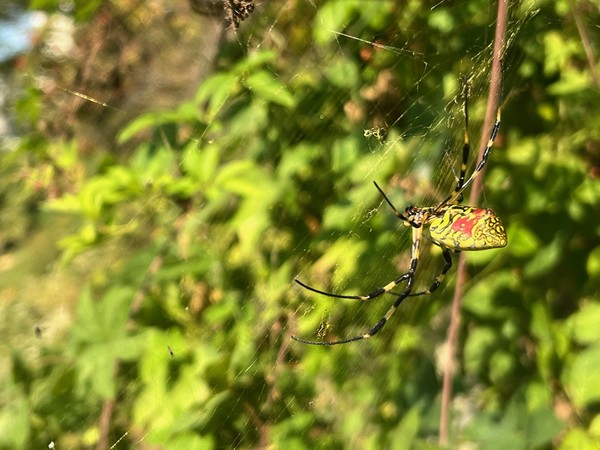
[325,58,359,88]
[566,302,600,345]
[507,222,540,257]
[243,71,295,108]
[313,0,359,45]
[565,344,600,408]
[195,72,239,121]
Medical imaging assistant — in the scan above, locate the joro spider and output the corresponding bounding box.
[293,76,507,346]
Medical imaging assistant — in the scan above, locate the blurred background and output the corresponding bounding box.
[1,0,599,448]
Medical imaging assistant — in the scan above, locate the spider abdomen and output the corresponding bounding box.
[429,206,507,251]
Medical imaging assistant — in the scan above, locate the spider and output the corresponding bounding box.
[292,75,507,346]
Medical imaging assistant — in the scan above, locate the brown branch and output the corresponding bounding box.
[97,395,116,450]
[438,0,509,446]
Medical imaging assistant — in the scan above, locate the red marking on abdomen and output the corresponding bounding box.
[451,215,477,237]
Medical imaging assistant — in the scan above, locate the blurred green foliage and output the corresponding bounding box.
[1,0,600,448]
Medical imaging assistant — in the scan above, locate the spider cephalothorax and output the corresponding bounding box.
[293,74,507,346]
[403,205,428,226]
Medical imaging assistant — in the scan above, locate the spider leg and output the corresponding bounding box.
[455,109,501,197]
[373,181,419,227]
[408,247,454,297]
[295,273,411,301]
[293,181,423,303]
[292,226,422,345]
[437,66,503,209]
[453,75,470,204]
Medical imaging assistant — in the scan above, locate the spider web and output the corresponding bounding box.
[281,11,519,333]
[0,0,544,448]
[200,4,536,447]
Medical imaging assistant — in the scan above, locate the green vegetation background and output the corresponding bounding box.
[1,0,600,448]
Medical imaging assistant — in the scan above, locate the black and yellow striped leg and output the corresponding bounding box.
[438,67,503,208]
[438,107,501,207]
[293,181,422,303]
[294,272,411,301]
[292,227,422,345]
[453,76,470,203]
[468,109,501,179]
[408,247,454,297]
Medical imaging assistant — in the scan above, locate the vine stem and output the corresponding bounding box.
[438,0,509,446]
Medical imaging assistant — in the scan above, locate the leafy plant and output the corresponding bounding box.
[1,0,599,448]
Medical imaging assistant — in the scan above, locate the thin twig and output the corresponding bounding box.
[438,0,509,446]
[97,396,116,450]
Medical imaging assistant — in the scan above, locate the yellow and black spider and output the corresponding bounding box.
[293,75,507,346]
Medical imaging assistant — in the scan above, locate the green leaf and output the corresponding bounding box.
[566,302,600,345]
[389,405,420,450]
[548,70,591,95]
[565,344,600,408]
[463,326,498,376]
[557,427,600,450]
[524,234,563,278]
[70,287,146,399]
[313,0,359,45]
[195,72,239,121]
[464,394,562,450]
[331,136,360,172]
[118,106,198,143]
[243,71,295,108]
[0,391,29,447]
[506,138,539,167]
[118,112,165,143]
[215,161,276,198]
[232,50,277,74]
[72,286,132,343]
[163,434,215,450]
[507,222,540,258]
[325,58,359,88]
[586,246,600,278]
[590,414,600,442]
[428,8,454,33]
[43,193,82,214]
[130,144,178,183]
[278,143,321,179]
[461,270,515,318]
[182,143,220,186]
